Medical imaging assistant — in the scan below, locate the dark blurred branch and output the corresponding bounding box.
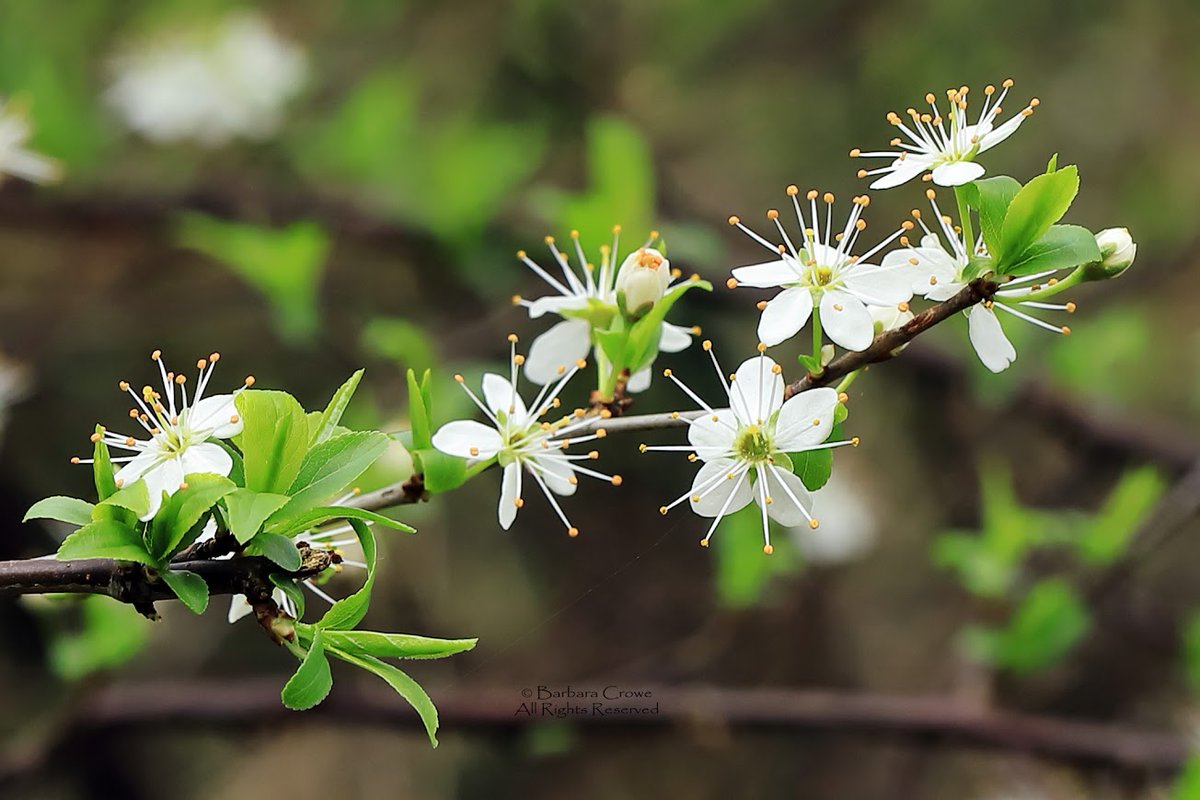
[13,680,1187,775]
[0,548,332,610]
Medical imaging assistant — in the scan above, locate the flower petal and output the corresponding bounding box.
[535,452,577,497]
[931,160,986,187]
[819,291,874,352]
[731,259,801,288]
[977,112,1026,152]
[526,295,589,319]
[967,304,1017,372]
[626,367,652,394]
[178,441,233,478]
[659,322,694,353]
[498,462,521,530]
[689,458,753,518]
[140,456,186,521]
[228,595,254,624]
[774,387,840,451]
[523,318,591,386]
[757,286,814,347]
[756,465,813,527]
[729,355,785,425]
[687,409,737,460]
[187,393,242,438]
[868,157,931,190]
[431,419,504,459]
[482,373,528,424]
[842,263,914,305]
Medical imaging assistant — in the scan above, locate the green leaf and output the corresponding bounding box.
[223,489,290,545]
[983,579,1090,673]
[407,368,432,451]
[712,503,801,608]
[415,448,468,494]
[57,519,155,566]
[160,569,209,614]
[623,280,711,374]
[177,215,329,343]
[91,426,117,500]
[243,531,302,571]
[47,596,150,681]
[24,496,94,527]
[236,390,311,494]
[1172,755,1200,800]
[327,646,440,746]
[313,370,364,445]
[1046,153,1059,173]
[274,432,389,523]
[270,506,414,538]
[789,420,844,492]
[95,480,150,521]
[1001,224,1101,278]
[1078,467,1166,566]
[315,520,377,631]
[963,175,1021,256]
[320,630,477,660]
[145,474,237,561]
[282,630,333,710]
[997,165,1080,267]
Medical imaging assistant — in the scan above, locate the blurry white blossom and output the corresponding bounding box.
[0,99,61,184]
[105,12,306,146]
[789,471,877,565]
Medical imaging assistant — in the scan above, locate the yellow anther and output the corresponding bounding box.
[687,453,698,462]
[514,498,525,508]
[1061,326,1071,335]
[857,169,868,178]
[114,479,125,488]
[638,443,648,453]
[151,349,162,360]
[809,519,820,529]
[806,189,819,200]
[119,380,130,391]
[771,364,782,374]
[611,475,623,486]
[89,432,102,442]
[763,544,774,555]
[823,192,835,204]
[229,414,239,424]
[568,527,579,538]
[757,300,768,310]
[1065,302,1077,313]
[757,342,767,352]
[663,368,672,377]
[727,215,740,226]
[514,354,526,366]
[726,278,739,289]
[179,482,189,490]
[898,302,910,312]
[469,446,479,456]
[244,376,256,387]
[507,333,518,343]
[595,428,607,438]
[454,374,465,383]
[516,249,527,259]
[210,352,221,362]
[70,456,81,464]
[851,436,861,446]
[659,506,669,515]
[849,148,861,157]
[786,185,799,196]
[838,392,849,403]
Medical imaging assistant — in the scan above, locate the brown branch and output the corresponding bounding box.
[31,680,1188,774]
[786,277,999,396]
[0,548,333,610]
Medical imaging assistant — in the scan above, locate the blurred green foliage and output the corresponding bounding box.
[176,214,330,344]
[936,464,1166,674]
[41,595,150,681]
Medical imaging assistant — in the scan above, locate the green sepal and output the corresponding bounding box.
[91,426,118,501]
[414,448,469,494]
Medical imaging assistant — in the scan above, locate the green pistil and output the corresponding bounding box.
[734,425,774,464]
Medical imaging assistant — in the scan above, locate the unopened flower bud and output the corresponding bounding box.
[1084,227,1136,281]
[616,247,671,315]
[819,344,836,367]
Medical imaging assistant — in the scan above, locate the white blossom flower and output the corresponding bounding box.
[431,336,619,535]
[105,11,306,146]
[228,491,368,623]
[886,190,1075,373]
[514,228,700,392]
[74,351,251,520]
[727,189,915,350]
[788,472,877,565]
[0,98,61,184]
[852,80,1039,189]
[641,343,858,553]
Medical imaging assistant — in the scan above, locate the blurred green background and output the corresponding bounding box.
[1,0,1199,797]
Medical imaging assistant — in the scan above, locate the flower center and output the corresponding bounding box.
[734,424,774,464]
[811,265,835,286]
